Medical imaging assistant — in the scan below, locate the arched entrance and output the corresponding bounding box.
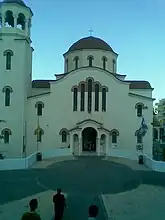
[82,127,97,152]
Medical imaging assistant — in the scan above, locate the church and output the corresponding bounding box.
[0,0,154,160]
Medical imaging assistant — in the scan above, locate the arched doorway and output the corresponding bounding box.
[82,127,97,152]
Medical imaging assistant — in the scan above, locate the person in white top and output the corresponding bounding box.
[88,205,99,220]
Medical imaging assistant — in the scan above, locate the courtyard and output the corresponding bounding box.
[1,156,165,220]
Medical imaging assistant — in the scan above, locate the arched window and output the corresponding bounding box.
[135,103,144,117]
[88,79,93,112]
[66,59,68,72]
[5,10,14,27]
[1,128,12,144]
[80,83,85,111]
[2,86,13,106]
[4,50,14,70]
[87,56,94,67]
[102,56,107,70]
[135,130,143,144]
[35,102,44,116]
[73,87,78,111]
[59,129,68,143]
[102,87,107,112]
[74,56,79,69]
[112,59,116,73]
[17,13,25,30]
[110,129,119,144]
[95,83,99,111]
[62,131,67,142]
[34,128,44,142]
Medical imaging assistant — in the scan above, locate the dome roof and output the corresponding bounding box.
[2,0,26,7]
[68,36,115,53]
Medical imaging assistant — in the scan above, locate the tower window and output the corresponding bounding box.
[74,56,79,69]
[2,86,13,106]
[4,50,14,70]
[87,55,94,67]
[95,83,99,111]
[35,101,44,116]
[102,87,107,112]
[80,83,85,111]
[112,59,116,73]
[66,59,68,72]
[88,79,93,112]
[1,128,12,144]
[73,87,78,111]
[17,13,25,30]
[102,56,107,70]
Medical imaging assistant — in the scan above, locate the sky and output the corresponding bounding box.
[24,0,165,102]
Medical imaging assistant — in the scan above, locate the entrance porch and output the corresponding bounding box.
[69,119,110,156]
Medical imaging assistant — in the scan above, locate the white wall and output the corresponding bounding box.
[26,68,153,159]
[42,148,72,159]
[144,154,165,172]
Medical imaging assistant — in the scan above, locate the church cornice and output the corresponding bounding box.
[27,92,50,99]
[128,92,155,101]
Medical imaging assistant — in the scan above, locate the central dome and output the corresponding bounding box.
[68,36,115,53]
[2,0,26,6]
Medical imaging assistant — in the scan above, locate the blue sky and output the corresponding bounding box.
[25,0,165,102]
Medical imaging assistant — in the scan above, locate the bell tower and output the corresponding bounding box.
[0,0,33,158]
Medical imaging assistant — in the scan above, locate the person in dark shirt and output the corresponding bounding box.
[53,188,66,220]
[21,198,41,220]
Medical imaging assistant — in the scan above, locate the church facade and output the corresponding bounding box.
[0,0,154,160]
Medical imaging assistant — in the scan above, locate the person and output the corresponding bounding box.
[21,198,41,220]
[88,205,99,220]
[53,188,66,220]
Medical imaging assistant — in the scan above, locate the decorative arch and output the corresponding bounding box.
[135,102,145,109]
[78,81,85,92]
[71,85,78,92]
[3,50,14,56]
[102,86,108,92]
[2,86,13,93]
[1,128,12,135]
[5,10,14,27]
[59,128,69,135]
[102,56,108,61]
[35,101,44,108]
[73,56,79,61]
[110,129,119,136]
[94,81,102,92]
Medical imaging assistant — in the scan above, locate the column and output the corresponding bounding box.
[2,14,5,27]
[79,137,82,156]
[106,135,109,156]
[14,14,17,28]
[97,137,101,156]
[70,134,73,155]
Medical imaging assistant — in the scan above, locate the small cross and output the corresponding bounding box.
[88,28,94,36]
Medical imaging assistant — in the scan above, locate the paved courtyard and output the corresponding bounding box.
[1,156,165,220]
